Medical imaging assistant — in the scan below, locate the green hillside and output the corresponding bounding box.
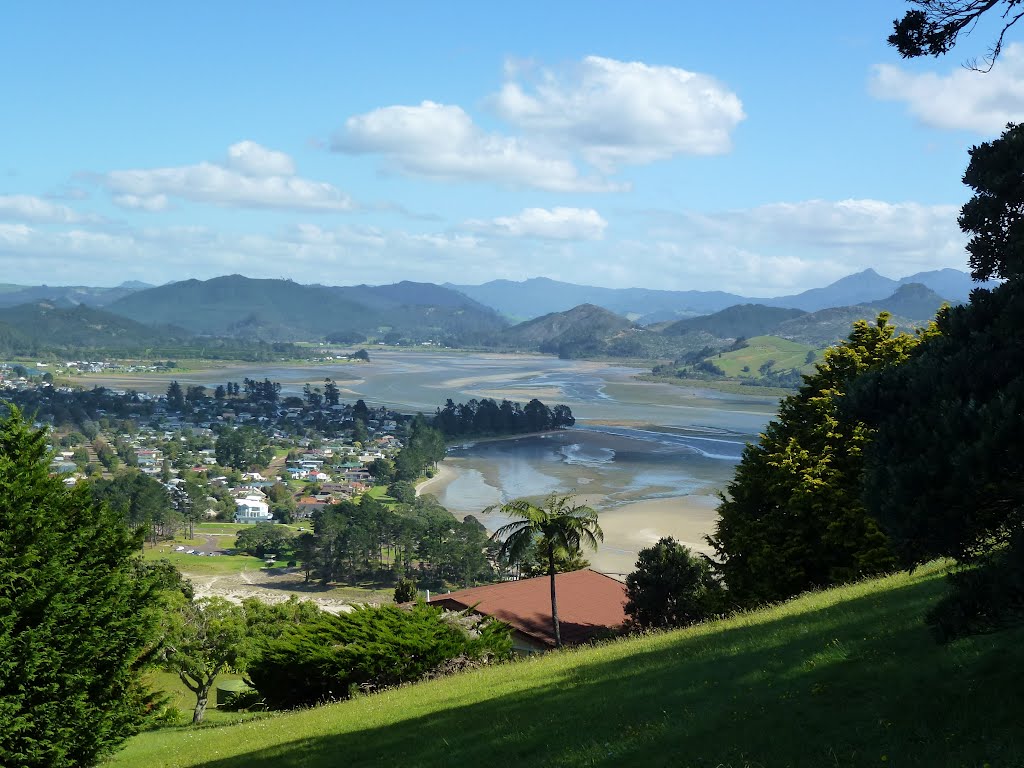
[498,303,634,357]
[863,282,949,320]
[0,302,182,357]
[662,303,807,339]
[775,306,930,347]
[106,275,506,343]
[106,564,1024,768]
[106,276,375,340]
[710,335,818,377]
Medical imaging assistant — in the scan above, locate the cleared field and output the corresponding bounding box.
[710,335,818,377]
[143,548,264,576]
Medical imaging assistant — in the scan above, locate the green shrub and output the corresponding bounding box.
[393,578,417,603]
[625,537,725,630]
[247,603,511,709]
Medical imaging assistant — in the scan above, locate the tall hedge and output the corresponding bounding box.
[247,602,511,709]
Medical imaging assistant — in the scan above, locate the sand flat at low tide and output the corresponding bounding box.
[586,494,720,576]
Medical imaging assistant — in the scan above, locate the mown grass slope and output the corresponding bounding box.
[107,564,1024,768]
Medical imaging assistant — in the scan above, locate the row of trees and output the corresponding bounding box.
[310,494,496,589]
[433,397,575,438]
[302,378,341,408]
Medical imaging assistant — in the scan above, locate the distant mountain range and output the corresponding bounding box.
[450,268,996,320]
[105,275,505,343]
[0,269,992,362]
[0,281,152,309]
[446,277,745,323]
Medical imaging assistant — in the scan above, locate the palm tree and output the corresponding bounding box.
[486,493,603,648]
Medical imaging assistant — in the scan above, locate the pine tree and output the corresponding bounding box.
[0,406,167,767]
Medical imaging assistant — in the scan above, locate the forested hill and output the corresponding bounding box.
[497,303,635,357]
[105,275,506,343]
[861,282,948,319]
[0,302,304,360]
[0,303,181,356]
[662,304,807,339]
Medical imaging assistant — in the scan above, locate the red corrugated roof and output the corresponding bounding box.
[429,569,627,647]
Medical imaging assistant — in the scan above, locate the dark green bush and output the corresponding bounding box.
[393,578,417,603]
[247,602,511,709]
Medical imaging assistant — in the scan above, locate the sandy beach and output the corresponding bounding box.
[415,460,460,498]
[423,450,722,579]
[587,494,720,577]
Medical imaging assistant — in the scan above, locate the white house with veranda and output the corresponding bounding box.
[234,495,273,524]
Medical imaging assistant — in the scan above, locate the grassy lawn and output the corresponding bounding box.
[145,671,267,729]
[361,485,397,508]
[142,548,265,575]
[194,522,246,535]
[362,485,393,501]
[106,563,1024,768]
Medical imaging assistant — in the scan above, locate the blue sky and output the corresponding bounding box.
[1,1,1021,294]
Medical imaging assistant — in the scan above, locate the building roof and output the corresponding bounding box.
[428,569,627,648]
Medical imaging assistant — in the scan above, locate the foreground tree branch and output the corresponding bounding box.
[890,0,1024,71]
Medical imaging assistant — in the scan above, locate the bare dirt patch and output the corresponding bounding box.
[186,567,391,614]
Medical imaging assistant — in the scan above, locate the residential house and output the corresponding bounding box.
[295,497,329,519]
[428,569,628,653]
[234,495,273,524]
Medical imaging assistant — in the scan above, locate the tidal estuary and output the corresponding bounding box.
[85,351,780,573]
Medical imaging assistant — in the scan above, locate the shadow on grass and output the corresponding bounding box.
[192,574,1024,768]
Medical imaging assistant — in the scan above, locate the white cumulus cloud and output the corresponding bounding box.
[225,140,296,177]
[102,141,353,212]
[331,56,743,189]
[0,194,96,223]
[113,194,170,211]
[644,198,968,290]
[870,43,1024,133]
[495,55,745,169]
[333,101,617,192]
[687,199,962,254]
[465,207,607,240]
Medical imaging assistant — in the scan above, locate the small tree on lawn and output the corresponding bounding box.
[394,577,418,604]
[161,596,248,724]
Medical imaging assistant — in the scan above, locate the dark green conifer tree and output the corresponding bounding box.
[0,406,167,767]
[709,315,923,605]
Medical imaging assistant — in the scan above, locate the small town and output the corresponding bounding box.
[4,2,1024,766]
